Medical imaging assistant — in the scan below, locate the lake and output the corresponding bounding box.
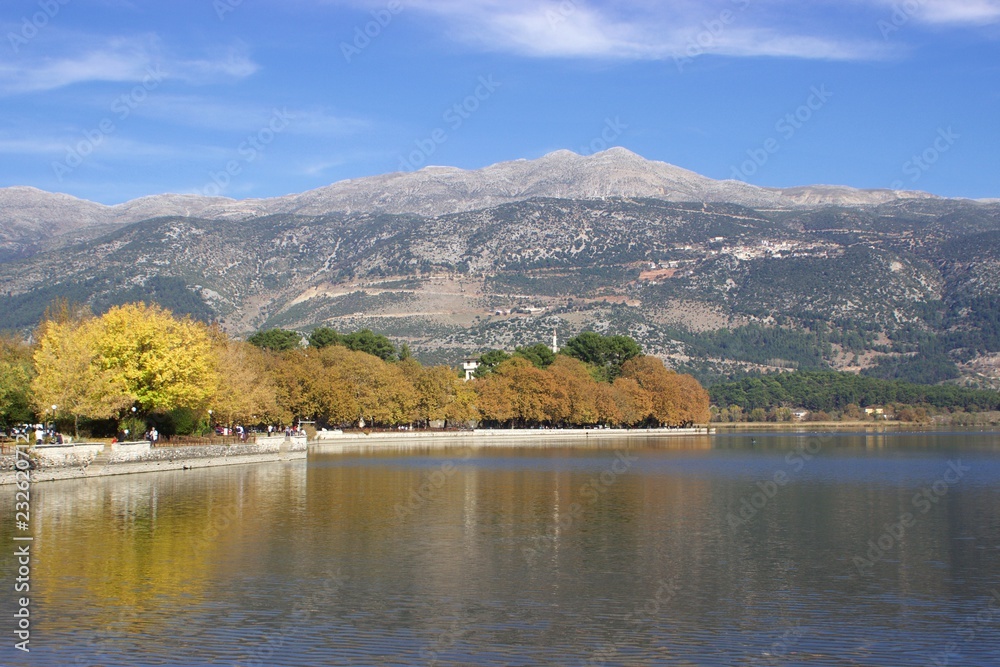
[3,431,999,666]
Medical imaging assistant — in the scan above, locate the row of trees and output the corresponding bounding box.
[0,303,711,435]
[248,326,406,361]
[476,355,708,427]
[710,371,1000,414]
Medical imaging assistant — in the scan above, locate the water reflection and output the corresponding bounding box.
[1,433,997,666]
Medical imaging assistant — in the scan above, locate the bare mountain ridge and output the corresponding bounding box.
[0,148,941,259]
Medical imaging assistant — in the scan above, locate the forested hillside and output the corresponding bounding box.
[2,191,999,387]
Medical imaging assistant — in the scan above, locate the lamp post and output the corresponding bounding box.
[208,409,213,435]
[50,404,57,436]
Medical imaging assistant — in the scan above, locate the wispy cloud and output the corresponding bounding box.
[376,0,893,61]
[119,95,369,136]
[0,128,231,162]
[340,0,997,62]
[0,138,69,154]
[0,35,258,94]
[873,0,1000,25]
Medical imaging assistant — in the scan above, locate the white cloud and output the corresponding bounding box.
[341,0,998,62]
[381,0,893,61]
[120,95,368,136]
[878,0,1000,25]
[0,138,69,154]
[0,35,258,95]
[168,44,260,84]
[284,108,370,136]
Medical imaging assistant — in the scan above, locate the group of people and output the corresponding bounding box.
[5,424,66,444]
[112,426,158,444]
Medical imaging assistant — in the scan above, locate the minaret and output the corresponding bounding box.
[551,328,558,354]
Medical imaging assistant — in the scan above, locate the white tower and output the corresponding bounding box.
[551,329,558,354]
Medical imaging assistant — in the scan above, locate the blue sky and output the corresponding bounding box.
[1,0,998,204]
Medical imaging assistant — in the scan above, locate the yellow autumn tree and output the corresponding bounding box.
[209,335,282,426]
[90,303,218,413]
[32,314,132,435]
[412,364,479,427]
[342,350,415,426]
[0,335,35,429]
[268,349,320,423]
[443,374,479,427]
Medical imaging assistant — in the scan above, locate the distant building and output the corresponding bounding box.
[462,358,480,381]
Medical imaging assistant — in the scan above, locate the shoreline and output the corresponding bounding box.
[310,427,712,452]
[0,437,308,485]
[1,450,306,485]
[4,424,993,484]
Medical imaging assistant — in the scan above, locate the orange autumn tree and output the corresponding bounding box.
[547,356,601,426]
[620,356,708,427]
[471,335,711,429]
[476,357,559,427]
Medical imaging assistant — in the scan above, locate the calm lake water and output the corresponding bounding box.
[3,431,1000,666]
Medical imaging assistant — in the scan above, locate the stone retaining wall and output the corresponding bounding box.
[32,443,104,465]
[309,427,712,452]
[0,436,309,483]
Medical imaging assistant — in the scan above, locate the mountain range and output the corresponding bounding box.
[2,148,998,387]
[0,148,941,261]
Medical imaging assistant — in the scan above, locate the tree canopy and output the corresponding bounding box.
[340,329,397,361]
[248,328,302,351]
[514,342,556,369]
[710,370,1000,413]
[561,332,642,380]
[0,335,35,430]
[7,303,715,435]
